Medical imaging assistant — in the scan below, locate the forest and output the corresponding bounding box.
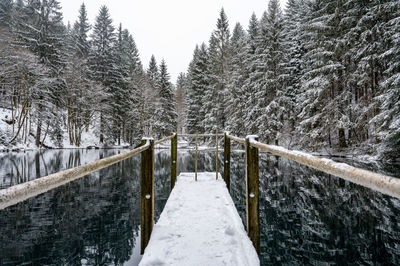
[0,0,399,161]
[183,0,400,161]
[0,0,176,148]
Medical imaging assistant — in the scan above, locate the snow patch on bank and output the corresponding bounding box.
[0,108,129,150]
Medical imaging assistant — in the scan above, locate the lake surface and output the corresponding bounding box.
[0,149,399,265]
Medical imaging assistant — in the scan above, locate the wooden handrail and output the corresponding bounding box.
[0,143,150,210]
[178,133,224,137]
[154,134,175,145]
[226,133,245,144]
[249,139,400,200]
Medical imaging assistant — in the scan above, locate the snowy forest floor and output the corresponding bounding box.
[0,108,129,151]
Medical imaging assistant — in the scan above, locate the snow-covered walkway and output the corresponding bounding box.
[139,172,260,266]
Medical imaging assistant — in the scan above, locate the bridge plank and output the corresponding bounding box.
[139,172,259,266]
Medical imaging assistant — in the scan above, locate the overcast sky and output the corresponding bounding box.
[59,0,288,84]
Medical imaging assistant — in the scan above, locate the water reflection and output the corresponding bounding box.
[229,153,400,265]
[0,149,172,266]
[0,149,399,265]
[0,149,110,189]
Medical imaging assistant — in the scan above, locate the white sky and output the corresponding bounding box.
[59,0,288,84]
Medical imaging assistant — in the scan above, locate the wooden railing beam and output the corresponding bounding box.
[226,134,245,145]
[0,143,150,210]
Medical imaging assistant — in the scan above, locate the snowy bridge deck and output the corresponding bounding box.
[139,172,260,266]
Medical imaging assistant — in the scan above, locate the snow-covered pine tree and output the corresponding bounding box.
[203,35,219,135]
[142,55,161,136]
[203,8,230,133]
[255,0,286,145]
[242,13,260,136]
[74,3,90,58]
[64,3,99,147]
[89,5,119,143]
[155,59,177,137]
[187,44,209,134]
[338,0,371,148]
[120,28,142,144]
[111,23,133,145]
[225,22,248,136]
[15,0,66,147]
[345,0,387,147]
[175,73,187,134]
[372,0,400,160]
[185,45,199,133]
[281,0,308,136]
[296,0,350,149]
[0,0,13,26]
[245,11,270,137]
[147,55,159,87]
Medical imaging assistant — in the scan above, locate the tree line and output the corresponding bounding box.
[0,0,177,147]
[183,0,400,161]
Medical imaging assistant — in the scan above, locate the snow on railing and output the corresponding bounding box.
[222,134,400,199]
[249,139,400,200]
[225,134,400,200]
[154,134,175,145]
[0,142,150,210]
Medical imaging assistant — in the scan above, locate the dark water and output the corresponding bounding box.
[0,149,399,265]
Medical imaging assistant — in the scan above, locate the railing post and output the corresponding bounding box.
[171,133,177,191]
[140,138,154,254]
[245,135,260,254]
[223,132,230,191]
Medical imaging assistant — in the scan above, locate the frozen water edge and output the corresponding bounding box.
[139,172,260,266]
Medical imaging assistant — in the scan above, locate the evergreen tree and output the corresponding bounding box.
[15,0,66,147]
[147,55,159,87]
[187,44,209,134]
[0,0,13,26]
[281,0,308,135]
[203,8,230,133]
[89,5,118,143]
[64,3,99,146]
[120,28,142,144]
[296,0,349,149]
[155,60,177,136]
[256,0,285,144]
[111,23,132,144]
[226,23,247,136]
[242,13,260,136]
[74,3,90,58]
[372,0,400,160]
[175,73,187,134]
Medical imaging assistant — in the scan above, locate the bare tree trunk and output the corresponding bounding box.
[99,112,104,144]
[35,121,42,147]
[41,122,50,145]
[35,152,40,178]
[338,128,347,148]
[36,103,43,147]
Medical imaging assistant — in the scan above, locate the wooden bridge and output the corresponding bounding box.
[1,132,399,265]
